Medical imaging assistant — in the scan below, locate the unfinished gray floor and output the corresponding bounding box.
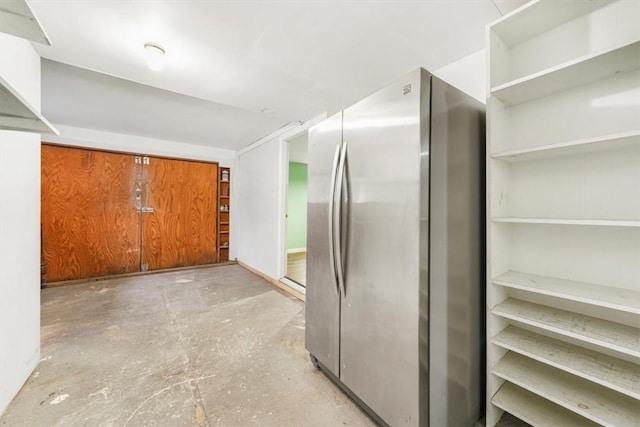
[0,265,375,427]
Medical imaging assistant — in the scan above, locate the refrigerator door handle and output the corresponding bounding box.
[335,140,348,297]
[328,143,341,296]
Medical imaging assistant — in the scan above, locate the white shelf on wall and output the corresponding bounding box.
[492,382,598,427]
[486,1,640,425]
[491,41,640,105]
[493,352,640,426]
[0,75,59,135]
[492,218,640,228]
[492,326,640,400]
[491,130,640,162]
[492,271,640,315]
[0,0,51,45]
[492,299,640,358]
[490,0,614,47]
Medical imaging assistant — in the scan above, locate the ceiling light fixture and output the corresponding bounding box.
[144,42,165,71]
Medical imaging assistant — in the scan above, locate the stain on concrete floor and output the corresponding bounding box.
[0,265,376,427]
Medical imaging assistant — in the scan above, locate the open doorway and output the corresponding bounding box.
[285,132,308,286]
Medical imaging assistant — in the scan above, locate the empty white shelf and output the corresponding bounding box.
[0,0,51,45]
[492,299,640,358]
[491,130,640,162]
[492,326,640,400]
[493,271,640,315]
[492,352,640,426]
[492,382,599,427]
[491,41,640,105]
[0,75,58,135]
[490,0,614,47]
[492,218,640,227]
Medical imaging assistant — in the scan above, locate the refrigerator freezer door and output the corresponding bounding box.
[340,69,425,426]
[305,112,343,376]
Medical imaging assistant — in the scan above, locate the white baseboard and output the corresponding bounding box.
[280,277,306,296]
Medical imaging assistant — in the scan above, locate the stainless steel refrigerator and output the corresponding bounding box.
[305,68,485,427]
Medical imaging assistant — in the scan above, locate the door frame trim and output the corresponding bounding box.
[277,114,327,282]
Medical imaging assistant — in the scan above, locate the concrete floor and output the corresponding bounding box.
[0,265,375,427]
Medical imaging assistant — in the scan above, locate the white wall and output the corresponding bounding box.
[45,125,237,166]
[0,34,42,414]
[235,117,325,280]
[433,49,486,103]
[236,135,284,278]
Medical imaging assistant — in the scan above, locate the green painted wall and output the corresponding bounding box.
[287,162,307,250]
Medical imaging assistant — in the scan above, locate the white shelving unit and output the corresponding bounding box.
[493,326,640,400]
[493,299,640,358]
[492,382,600,427]
[0,0,58,135]
[492,218,640,227]
[486,1,640,425]
[491,41,640,106]
[0,75,58,135]
[493,352,640,426]
[493,271,640,314]
[491,130,640,162]
[0,0,51,45]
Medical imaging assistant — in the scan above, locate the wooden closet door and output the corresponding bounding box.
[41,145,141,281]
[141,157,218,270]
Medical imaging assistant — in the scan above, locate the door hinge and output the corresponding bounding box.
[143,156,150,165]
[134,155,141,164]
[141,263,149,272]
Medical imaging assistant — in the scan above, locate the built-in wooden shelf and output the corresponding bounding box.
[0,0,51,45]
[217,167,231,262]
[0,75,58,135]
[492,382,598,427]
[492,326,640,399]
[490,0,613,47]
[492,218,640,228]
[492,41,640,105]
[492,299,640,358]
[493,352,640,425]
[493,271,640,314]
[491,130,640,162]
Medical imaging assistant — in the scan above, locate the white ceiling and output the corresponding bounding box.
[41,60,288,149]
[30,0,527,150]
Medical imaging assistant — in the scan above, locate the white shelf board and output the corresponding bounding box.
[491,41,640,105]
[0,0,51,45]
[489,0,614,47]
[491,130,640,162]
[492,218,640,227]
[492,326,640,400]
[0,75,58,135]
[493,271,640,315]
[492,299,640,359]
[492,352,640,426]
[492,382,599,427]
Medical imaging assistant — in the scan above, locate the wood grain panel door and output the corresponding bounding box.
[141,157,218,270]
[41,145,140,281]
